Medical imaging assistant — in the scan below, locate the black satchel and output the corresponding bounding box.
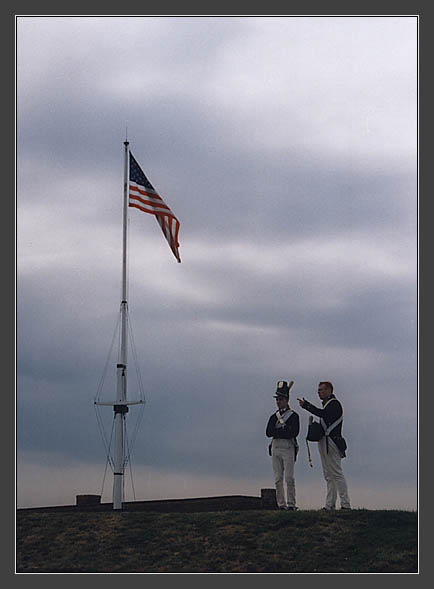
[306,421,324,441]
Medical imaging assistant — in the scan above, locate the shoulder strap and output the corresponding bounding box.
[275,409,294,427]
[320,414,343,436]
[320,399,343,436]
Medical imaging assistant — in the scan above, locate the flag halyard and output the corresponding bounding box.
[128,151,181,262]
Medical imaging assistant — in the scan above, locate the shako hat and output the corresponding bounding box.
[274,380,290,399]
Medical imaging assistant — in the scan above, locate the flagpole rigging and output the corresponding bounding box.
[112,139,130,510]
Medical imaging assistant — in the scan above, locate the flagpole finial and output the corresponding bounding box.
[124,124,129,146]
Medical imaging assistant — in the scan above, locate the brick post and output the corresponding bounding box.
[261,488,278,509]
[76,494,101,507]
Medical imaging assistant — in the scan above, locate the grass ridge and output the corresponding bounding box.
[16,508,418,573]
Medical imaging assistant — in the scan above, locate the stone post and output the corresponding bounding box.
[261,488,277,509]
[76,494,101,507]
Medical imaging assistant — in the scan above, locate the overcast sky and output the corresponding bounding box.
[17,16,417,510]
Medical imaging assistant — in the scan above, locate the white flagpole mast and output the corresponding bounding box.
[94,136,144,509]
[112,139,130,510]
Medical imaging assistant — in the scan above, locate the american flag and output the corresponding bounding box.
[128,151,181,263]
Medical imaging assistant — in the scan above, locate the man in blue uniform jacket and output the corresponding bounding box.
[299,381,351,511]
[266,380,300,511]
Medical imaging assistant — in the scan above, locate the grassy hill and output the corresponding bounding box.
[16,508,417,573]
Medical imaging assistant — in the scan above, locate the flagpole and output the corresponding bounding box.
[112,139,130,510]
[121,139,129,364]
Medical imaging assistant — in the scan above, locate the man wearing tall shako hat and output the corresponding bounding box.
[266,380,300,510]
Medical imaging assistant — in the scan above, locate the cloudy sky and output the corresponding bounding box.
[17,16,417,510]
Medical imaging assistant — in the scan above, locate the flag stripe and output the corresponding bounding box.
[129,183,166,203]
[129,197,174,216]
[130,190,165,205]
[128,151,181,263]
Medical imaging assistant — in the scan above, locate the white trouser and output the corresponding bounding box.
[318,437,351,509]
[271,438,296,508]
